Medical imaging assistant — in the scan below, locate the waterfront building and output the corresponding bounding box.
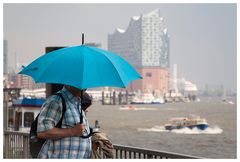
[4,40,8,75]
[108,9,170,94]
[8,72,45,90]
[12,74,35,89]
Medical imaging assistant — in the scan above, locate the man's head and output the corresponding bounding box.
[64,85,92,110]
[65,85,86,97]
[81,92,92,111]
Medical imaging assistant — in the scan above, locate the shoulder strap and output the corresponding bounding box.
[55,93,66,128]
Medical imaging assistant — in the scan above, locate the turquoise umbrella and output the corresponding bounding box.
[19,44,142,137]
[19,45,142,89]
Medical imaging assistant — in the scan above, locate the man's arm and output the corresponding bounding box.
[37,123,85,139]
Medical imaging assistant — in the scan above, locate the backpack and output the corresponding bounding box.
[29,93,66,158]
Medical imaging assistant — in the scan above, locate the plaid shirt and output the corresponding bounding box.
[37,87,91,158]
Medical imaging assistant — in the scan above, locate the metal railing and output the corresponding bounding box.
[4,130,30,158]
[113,145,201,159]
[4,130,201,159]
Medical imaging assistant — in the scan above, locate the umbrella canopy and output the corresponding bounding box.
[19,45,142,89]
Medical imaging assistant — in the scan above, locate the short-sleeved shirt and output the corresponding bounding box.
[37,87,91,159]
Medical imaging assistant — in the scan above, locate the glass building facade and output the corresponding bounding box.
[108,9,170,94]
[108,9,170,68]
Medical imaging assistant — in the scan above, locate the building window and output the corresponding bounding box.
[24,112,34,127]
[146,72,152,77]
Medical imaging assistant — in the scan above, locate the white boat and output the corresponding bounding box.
[221,88,234,104]
[227,101,234,105]
[131,93,164,104]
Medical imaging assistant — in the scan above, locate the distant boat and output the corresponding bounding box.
[164,115,209,131]
[131,93,164,104]
[222,88,235,105]
[227,101,234,105]
[120,105,136,110]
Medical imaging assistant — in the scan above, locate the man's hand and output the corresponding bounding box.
[71,123,85,136]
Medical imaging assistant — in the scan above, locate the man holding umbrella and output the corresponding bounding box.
[37,85,91,159]
[19,43,142,159]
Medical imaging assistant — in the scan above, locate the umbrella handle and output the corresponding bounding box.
[81,127,93,139]
[80,112,83,124]
[79,89,92,138]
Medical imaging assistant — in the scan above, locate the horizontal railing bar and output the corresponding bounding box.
[4,130,29,136]
[113,144,202,159]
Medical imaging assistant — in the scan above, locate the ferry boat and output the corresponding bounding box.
[10,97,45,132]
[164,115,208,131]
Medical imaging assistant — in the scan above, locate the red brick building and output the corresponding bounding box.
[128,67,169,95]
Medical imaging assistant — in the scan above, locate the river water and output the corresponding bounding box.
[87,98,237,159]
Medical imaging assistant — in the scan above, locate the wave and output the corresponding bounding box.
[137,125,223,134]
[119,106,176,111]
[119,107,158,111]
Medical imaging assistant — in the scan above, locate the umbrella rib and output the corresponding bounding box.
[87,46,127,88]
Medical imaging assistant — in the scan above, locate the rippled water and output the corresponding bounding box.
[87,98,237,158]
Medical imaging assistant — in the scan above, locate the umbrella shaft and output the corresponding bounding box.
[80,90,83,124]
[82,33,84,45]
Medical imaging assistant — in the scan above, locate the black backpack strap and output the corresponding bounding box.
[54,93,93,139]
[55,93,66,128]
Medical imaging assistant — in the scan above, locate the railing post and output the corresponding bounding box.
[23,136,29,158]
[147,154,153,159]
[115,149,118,158]
[120,150,122,159]
[4,133,9,158]
[138,153,141,158]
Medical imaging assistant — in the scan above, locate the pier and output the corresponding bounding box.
[102,91,129,105]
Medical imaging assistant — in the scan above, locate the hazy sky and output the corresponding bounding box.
[3,3,237,91]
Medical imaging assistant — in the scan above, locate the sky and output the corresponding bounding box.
[3,3,237,91]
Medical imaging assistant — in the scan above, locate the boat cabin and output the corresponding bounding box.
[9,98,45,132]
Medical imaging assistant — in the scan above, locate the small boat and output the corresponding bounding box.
[164,115,208,131]
[227,101,234,105]
[119,105,136,110]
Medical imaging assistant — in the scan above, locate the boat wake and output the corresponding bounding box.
[137,125,223,134]
[171,126,223,134]
[137,126,168,132]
